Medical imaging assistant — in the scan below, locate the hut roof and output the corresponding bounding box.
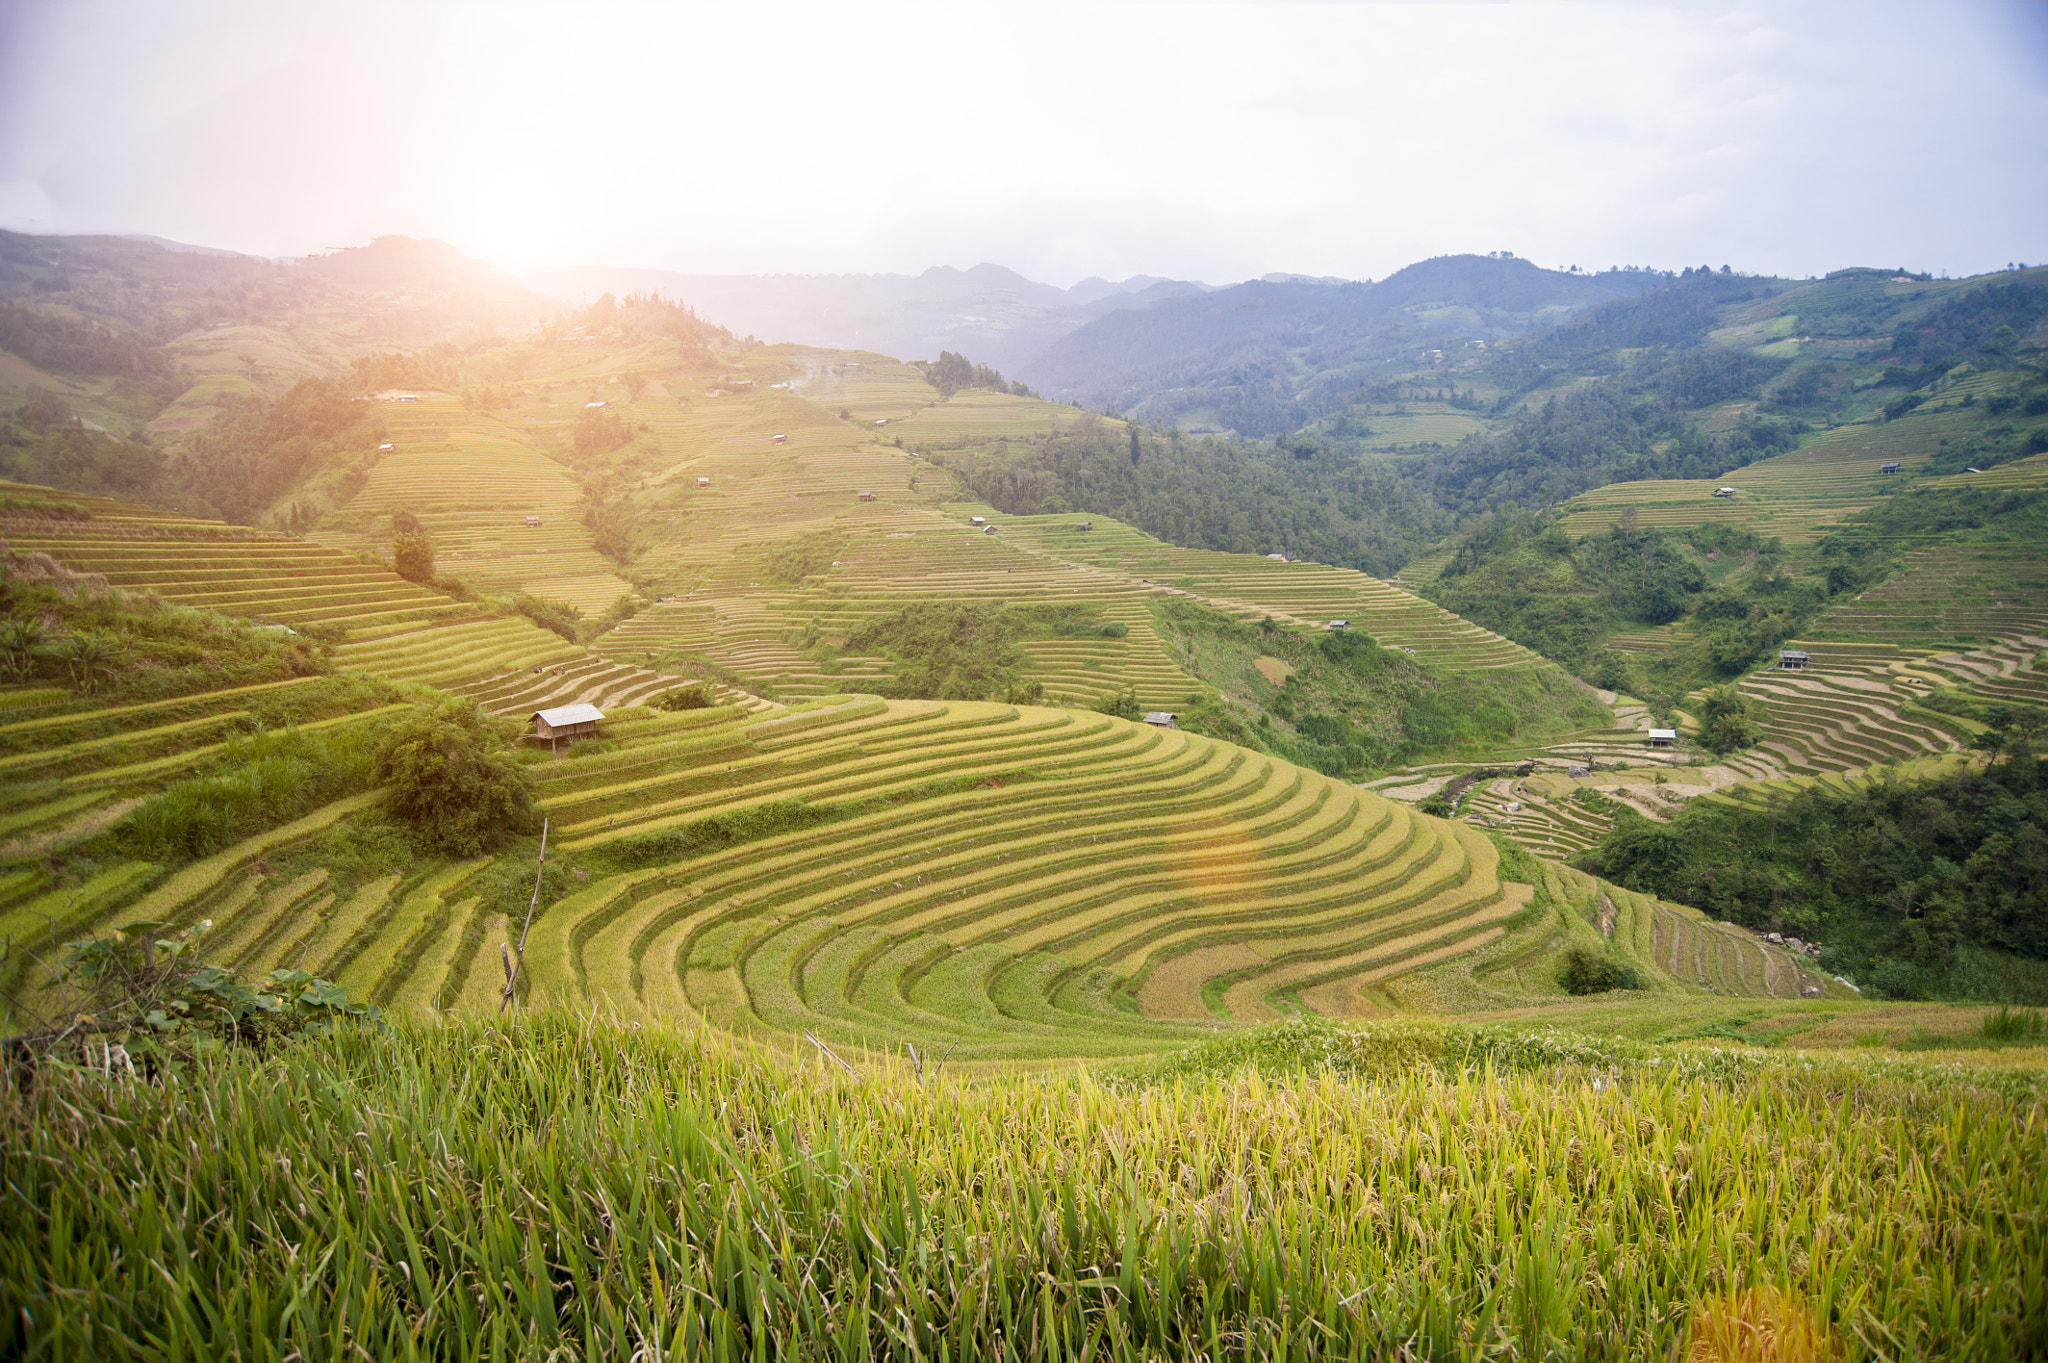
[534,704,605,728]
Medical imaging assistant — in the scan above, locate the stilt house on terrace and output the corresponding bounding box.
[532,703,604,750]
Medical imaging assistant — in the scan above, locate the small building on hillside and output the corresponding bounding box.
[1879,461,1902,474]
[1779,649,1811,670]
[532,703,604,750]
[874,417,888,426]
[983,524,998,535]
[1647,728,1678,748]
[1326,619,1349,631]
[697,476,711,487]
[1143,712,1178,729]
[1074,521,1093,530]
[856,491,876,502]
[1714,487,1737,498]
[969,516,987,526]
[772,433,788,444]
[525,515,541,528]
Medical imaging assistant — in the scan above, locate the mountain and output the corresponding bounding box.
[517,261,1210,374]
[1015,255,1657,435]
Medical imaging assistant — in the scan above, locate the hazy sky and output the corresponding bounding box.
[2,0,2044,286]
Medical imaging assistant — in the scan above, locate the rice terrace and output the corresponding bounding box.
[3,7,2048,1355]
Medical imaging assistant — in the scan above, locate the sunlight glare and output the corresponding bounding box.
[470,172,565,266]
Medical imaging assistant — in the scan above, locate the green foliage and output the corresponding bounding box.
[652,682,714,711]
[1091,685,1142,720]
[0,560,331,700]
[1558,945,1637,995]
[507,591,581,642]
[391,530,434,584]
[373,699,536,855]
[1580,754,2048,1002]
[1982,1005,2044,1041]
[570,403,632,459]
[915,350,1039,399]
[114,724,385,862]
[0,390,171,501]
[843,602,1100,701]
[1695,684,1762,754]
[765,529,847,584]
[1151,598,1603,774]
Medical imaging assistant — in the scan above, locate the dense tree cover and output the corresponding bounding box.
[1890,280,2048,367]
[1488,267,1770,388]
[1149,600,1606,775]
[839,602,1102,702]
[0,390,170,499]
[1582,735,2048,1003]
[373,699,537,856]
[0,303,175,388]
[915,351,1038,399]
[935,416,1444,577]
[1411,357,1799,518]
[1421,513,1812,703]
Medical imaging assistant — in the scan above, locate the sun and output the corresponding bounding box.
[470,172,565,266]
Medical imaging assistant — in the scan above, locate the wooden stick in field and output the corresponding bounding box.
[499,817,549,1014]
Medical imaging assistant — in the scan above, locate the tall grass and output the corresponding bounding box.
[2,1014,2041,1360]
[118,724,385,861]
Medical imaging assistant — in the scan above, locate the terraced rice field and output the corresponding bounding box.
[38,690,1817,1057]
[6,519,472,632]
[311,396,633,613]
[1557,405,1979,544]
[0,678,409,986]
[1812,540,2048,647]
[1734,642,1971,776]
[988,514,1543,671]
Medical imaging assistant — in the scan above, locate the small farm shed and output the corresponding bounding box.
[1074,521,1093,530]
[772,433,788,444]
[1143,713,1178,729]
[970,516,987,526]
[856,491,876,502]
[1714,487,1737,498]
[1779,650,1811,670]
[874,417,888,426]
[982,524,998,535]
[697,476,712,487]
[532,704,604,750]
[525,515,541,528]
[1647,728,1677,748]
[1879,462,1902,474]
[1326,619,1349,631]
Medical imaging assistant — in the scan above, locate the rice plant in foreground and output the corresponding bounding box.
[1,1014,2042,1361]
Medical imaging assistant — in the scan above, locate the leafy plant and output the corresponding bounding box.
[0,617,47,682]
[374,699,536,854]
[55,628,125,693]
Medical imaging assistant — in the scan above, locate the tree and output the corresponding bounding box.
[1696,684,1763,754]
[392,530,435,584]
[374,700,536,855]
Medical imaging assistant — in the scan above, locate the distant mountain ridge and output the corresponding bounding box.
[518,261,1213,374]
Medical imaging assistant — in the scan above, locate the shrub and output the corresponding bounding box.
[392,531,434,583]
[1982,1005,2045,1041]
[653,683,713,711]
[1696,684,1762,754]
[1559,945,1637,995]
[374,699,536,855]
[119,724,383,861]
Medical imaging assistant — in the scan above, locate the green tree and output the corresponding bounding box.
[1696,684,1763,754]
[392,531,435,584]
[374,700,536,855]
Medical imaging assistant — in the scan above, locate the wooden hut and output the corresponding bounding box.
[1647,728,1677,748]
[1779,650,1811,671]
[532,703,604,753]
[1142,712,1178,729]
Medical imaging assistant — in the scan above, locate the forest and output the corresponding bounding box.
[1582,728,2048,1004]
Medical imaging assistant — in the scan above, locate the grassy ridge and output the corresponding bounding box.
[1,1013,2041,1360]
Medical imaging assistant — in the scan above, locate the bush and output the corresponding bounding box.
[653,683,713,711]
[1559,945,1637,995]
[374,699,536,855]
[392,531,434,584]
[119,724,383,861]
[1696,684,1762,754]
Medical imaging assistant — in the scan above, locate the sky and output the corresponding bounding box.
[1,0,2044,288]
